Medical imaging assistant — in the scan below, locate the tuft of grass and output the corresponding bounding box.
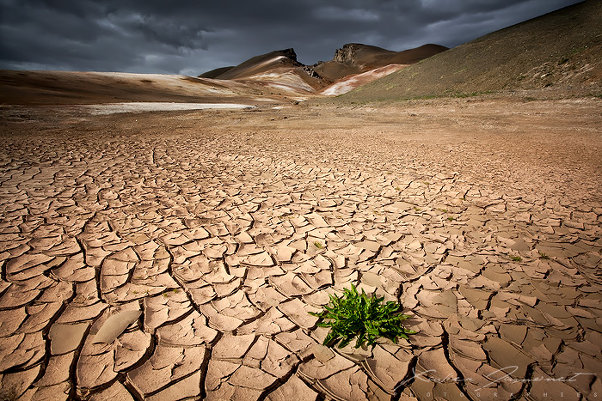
[539,252,550,260]
[314,241,324,249]
[309,284,415,349]
[510,255,522,262]
[447,216,455,221]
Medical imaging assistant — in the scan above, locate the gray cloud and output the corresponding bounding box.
[0,0,584,75]
[315,7,381,22]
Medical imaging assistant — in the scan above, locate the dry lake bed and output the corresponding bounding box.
[0,96,601,400]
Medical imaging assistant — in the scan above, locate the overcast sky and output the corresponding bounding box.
[0,0,583,76]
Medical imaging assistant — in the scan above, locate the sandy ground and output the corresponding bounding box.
[0,96,601,400]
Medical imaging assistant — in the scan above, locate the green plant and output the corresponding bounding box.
[539,252,549,260]
[511,255,522,262]
[310,284,415,349]
[314,241,324,249]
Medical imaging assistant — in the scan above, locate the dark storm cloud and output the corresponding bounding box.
[0,0,584,75]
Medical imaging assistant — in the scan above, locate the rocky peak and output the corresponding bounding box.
[279,48,298,63]
[333,43,363,63]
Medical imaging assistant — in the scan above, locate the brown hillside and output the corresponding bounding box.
[202,48,325,91]
[200,43,447,86]
[199,66,235,78]
[313,43,447,81]
[0,70,303,105]
[209,49,302,80]
[338,0,602,102]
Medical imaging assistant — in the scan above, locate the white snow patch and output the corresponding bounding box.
[268,84,301,93]
[245,71,315,93]
[322,81,355,96]
[321,64,406,96]
[85,102,255,115]
[248,72,282,79]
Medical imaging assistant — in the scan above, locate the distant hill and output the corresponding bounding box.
[0,39,447,105]
[0,70,309,105]
[198,48,324,92]
[207,49,303,80]
[337,0,602,102]
[200,43,447,88]
[313,43,447,82]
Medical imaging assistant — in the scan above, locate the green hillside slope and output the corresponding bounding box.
[338,0,601,102]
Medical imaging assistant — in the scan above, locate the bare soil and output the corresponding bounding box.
[0,96,600,400]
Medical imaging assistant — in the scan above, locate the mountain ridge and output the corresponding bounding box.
[2,2,599,106]
[199,43,448,86]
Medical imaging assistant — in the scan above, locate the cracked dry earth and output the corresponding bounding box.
[0,97,601,401]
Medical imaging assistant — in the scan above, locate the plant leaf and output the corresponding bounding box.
[308,285,415,349]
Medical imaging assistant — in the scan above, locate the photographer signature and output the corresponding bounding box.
[396,366,596,391]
